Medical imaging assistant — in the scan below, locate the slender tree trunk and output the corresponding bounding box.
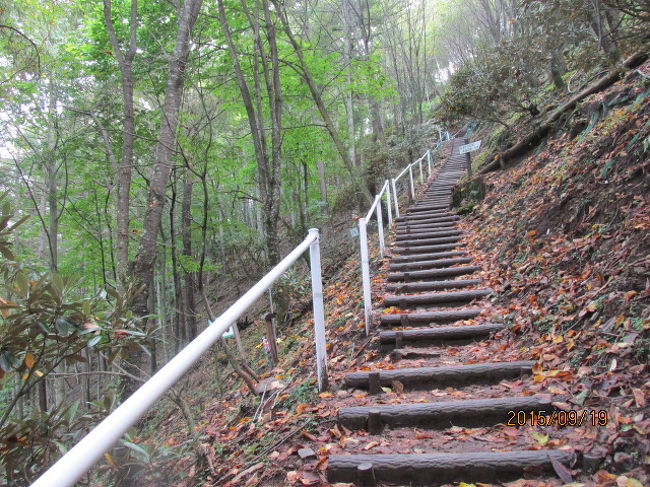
[124,0,203,400]
[219,0,283,264]
[181,167,197,339]
[273,0,373,206]
[342,0,356,166]
[169,176,185,350]
[103,0,138,290]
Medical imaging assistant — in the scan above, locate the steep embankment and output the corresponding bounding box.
[458,68,650,482]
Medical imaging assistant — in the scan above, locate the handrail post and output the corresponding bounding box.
[376,196,385,257]
[385,179,393,226]
[308,228,328,391]
[358,218,372,336]
[426,150,432,178]
[418,158,423,183]
[408,165,415,199]
[391,178,399,217]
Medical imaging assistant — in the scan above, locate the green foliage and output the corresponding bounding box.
[0,198,146,484]
[438,36,546,127]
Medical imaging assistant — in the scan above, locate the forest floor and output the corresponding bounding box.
[136,67,649,487]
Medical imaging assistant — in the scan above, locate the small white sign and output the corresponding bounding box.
[458,140,482,154]
[216,322,234,338]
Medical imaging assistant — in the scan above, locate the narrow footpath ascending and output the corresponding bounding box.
[326,140,573,486]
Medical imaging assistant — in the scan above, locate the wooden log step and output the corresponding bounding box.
[402,212,451,220]
[344,360,532,390]
[413,203,449,209]
[395,225,459,234]
[395,229,462,240]
[383,288,492,307]
[327,450,574,486]
[405,207,450,215]
[396,216,459,227]
[386,265,479,281]
[397,215,455,224]
[388,257,473,271]
[380,323,504,349]
[379,308,481,326]
[409,204,448,212]
[338,395,554,431]
[395,224,458,234]
[395,236,461,247]
[396,212,454,222]
[418,194,450,199]
[386,278,481,293]
[393,243,466,255]
[390,251,467,263]
[389,347,440,361]
[396,222,458,230]
[412,202,449,208]
[414,201,449,207]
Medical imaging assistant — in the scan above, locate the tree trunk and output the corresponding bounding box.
[182,167,197,340]
[273,0,373,206]
[169,178,185,350]
[103,0,138,290]
[124,0,203,400]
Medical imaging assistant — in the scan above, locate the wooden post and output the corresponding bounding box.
[267,289,277,342]
[367,410,384,435]
[395,331,404,349]
[357,463,377,487]
[368,371,381,395]
[264,313,279,364]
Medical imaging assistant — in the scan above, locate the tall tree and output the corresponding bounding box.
[102,0,138,290]
[124,0,203,398]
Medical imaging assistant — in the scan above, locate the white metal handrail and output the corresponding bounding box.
[358,180,393,334]
[360,134,448,334]
[391,140,444,218]
[31,229,328,487]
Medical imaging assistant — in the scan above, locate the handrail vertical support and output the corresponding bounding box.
[308,228,328,391]
[391,178,399,217]
[418,159,423,183]
[358,218,372,336]
[385,179,393,226]
[376,197,385,257]
[426,150,432,178]
[408,165,415,199]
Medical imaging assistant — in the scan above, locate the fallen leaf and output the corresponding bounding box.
[616,476,643,487]
[363,441,379,451]
[531,431,549,446]
[299,472,320,486]
[286,471,299,482]
[549,454,572,483]
[631,388,646,407]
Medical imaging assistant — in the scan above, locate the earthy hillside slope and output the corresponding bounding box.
[130,69,649,487]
